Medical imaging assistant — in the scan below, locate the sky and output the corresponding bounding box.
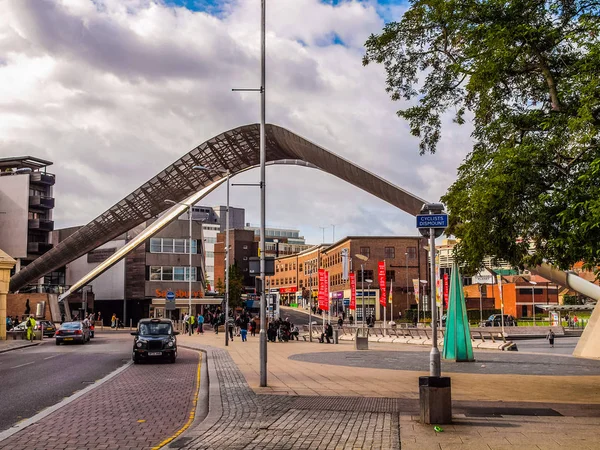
[0,0,472,246]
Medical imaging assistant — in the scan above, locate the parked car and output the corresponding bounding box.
[55,321,91,345]
[12,319,57,337]
[483,314,516,327]
[131,318,179,364]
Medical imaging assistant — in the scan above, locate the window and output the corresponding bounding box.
[206,251,215,258]
[162,239,174,253]
[299,263,303,272]
[149,266,196,282]
[407,247,417,259]
[205,237,217,244]
[357,270,374,283]
[384,247,395,259]
[360,247,370,258]
[386,270,395,282]
[206,265,214,272]
[150,238,161,253]
[174,239,186,253]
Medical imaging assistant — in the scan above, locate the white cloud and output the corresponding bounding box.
[0,0,471,244]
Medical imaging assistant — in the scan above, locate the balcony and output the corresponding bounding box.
[29,195,55,209]
[28,242,53,254]
[28,219,54,232]
[29,172,55,186]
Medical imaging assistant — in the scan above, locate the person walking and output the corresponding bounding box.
[337,316,344,329]
[111,313,117,330]
[26,315,36,342]
[250,317,257,337]
[197,313,204,334]
[188,314,195,336]
[240,316,248,342]
[546,329,555,348]
[227,316,234,341]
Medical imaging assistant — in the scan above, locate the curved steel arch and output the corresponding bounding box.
[10,123,426,292]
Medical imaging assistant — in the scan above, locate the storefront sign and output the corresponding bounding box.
[280,286,298,294]
[155,289,203,298]
[378,261,386,307]
[331,291,344,299]
[349,272,356,310]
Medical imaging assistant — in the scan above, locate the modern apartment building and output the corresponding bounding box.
[0,156,55,275]
[245,224,312,257]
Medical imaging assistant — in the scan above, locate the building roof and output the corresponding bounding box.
[0,156,53,170]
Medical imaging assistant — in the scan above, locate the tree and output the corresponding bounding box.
[215,278,224,294]
[227,262,245,309]
[364,0,600,273]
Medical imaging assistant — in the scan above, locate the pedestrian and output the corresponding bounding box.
[111,313,117,329]
[227,316,234,341]
[546,328,555,348]
[240,316,248,342]
[26,315,36,342]
[6,316,12,331]
[197,313,204,334]
[250,318,257,336]
[97,311,102,325]
[319,323,333,344]
[349,314,354,326]
[183,313,189,334]
[337,316,344,328]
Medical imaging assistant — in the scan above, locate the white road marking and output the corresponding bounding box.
[10,361,35,369]
[43,355,61,360]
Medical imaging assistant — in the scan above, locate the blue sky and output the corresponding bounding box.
[164,0,408,22]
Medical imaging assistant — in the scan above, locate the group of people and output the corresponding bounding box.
[5,315,26,331]
[5,315,37,341]
[267,317,299,342]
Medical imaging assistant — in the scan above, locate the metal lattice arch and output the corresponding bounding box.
[10,123,427,292]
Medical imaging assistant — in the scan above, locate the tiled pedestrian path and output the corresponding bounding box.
[0,349,200,450]
[175,348,400,450]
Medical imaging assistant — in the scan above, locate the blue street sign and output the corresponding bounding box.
[343,299,350,306]
[166,291,175,301]
[416,214,448,229]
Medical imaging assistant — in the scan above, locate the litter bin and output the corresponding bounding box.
[333,328,339,344]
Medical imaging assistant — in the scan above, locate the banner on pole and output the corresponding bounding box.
[349,272,356,310]
[318,269,329,311]
[413,279,420,304]
[378,261,386,307]
[388,280,393,304]
[443,273,449,308]
[435,255,441,307]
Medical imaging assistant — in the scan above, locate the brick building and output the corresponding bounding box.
[267,236,428,321]
[213,229,258,293]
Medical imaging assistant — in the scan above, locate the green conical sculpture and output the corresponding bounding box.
[442,262,474,362]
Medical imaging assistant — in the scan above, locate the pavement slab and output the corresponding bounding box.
[0,349,200,450]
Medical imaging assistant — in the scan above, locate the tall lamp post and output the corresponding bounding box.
[193,166,231,345]
[354,254,369,329]
[530,281,537,326]
[164,199,195,319]
[405,252,409,322]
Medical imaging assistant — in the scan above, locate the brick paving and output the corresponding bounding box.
[175,347,400,450]
[0,349,199,450]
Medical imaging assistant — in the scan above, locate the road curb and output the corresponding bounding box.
[162,345,222,449]
[0,360,132,441]
[0,341,42,354]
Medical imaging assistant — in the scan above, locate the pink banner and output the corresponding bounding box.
[443,273,449,308]
[318,269,329,311]
[378,261,386,307]
[349,272,356,310]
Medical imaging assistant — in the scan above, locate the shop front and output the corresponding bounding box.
[150,297,224,320]
[355,289,380,321]
[279,286,298,306]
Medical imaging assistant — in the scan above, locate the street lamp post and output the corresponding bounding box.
[419,280,427,325]
[404,252,409,322]
[164,199,194,321]
[193,166,230,345]
[530,281,537,326]
[354,254,369,329]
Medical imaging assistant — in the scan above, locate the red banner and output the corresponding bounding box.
[443,273,449,308]
[378,261,386,307]
[318,269,329,311]
[349,272,356,310]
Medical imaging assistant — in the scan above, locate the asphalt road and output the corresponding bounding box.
[0,332,131,432]
[280,307,324,326]
[514,336,579,355]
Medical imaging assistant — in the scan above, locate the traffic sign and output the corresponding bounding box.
[416,214,448,229]
[166,291,176,311]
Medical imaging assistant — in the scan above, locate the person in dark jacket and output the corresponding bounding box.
[320,323,333,343]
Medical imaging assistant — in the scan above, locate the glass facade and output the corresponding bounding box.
[150,238,197,254]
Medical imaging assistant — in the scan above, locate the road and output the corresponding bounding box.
[0,332,131,432]
[280,306,324,326]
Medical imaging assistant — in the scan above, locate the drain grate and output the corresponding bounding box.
[464,407,562,417]
[291,396,402,413]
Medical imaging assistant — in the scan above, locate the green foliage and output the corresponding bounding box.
[227,262,245,309]
[215,278,224,294]
[364,1,600,271]
[562,294,580,305]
